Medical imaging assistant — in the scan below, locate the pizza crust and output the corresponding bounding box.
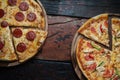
[76,38,91,80]
[78,14,108,33]
[76,14,120,80]
[12,28,47,62]
[0,0,47,62]
[76,38,113,80]
[78,14,109,47]
[6,0,44,29]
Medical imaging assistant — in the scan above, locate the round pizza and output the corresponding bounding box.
[0,0,47,63]
[76,14,120,80]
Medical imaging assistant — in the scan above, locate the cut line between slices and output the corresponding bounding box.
[78,13,120,51]
[9,26,47,63]
[76,13,120,80]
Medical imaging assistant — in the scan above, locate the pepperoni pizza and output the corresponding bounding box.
[0,0,47,62]
[76,14,120,80]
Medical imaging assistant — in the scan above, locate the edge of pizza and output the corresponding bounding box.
[77,14,109,47]
[0,21,18,61]
[1,0,45,29]
[11,27,47,62]
[76,38,116,80]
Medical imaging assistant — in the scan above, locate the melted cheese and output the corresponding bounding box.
[86,61,95,65]
[90,34,98,40]
[6,0,43,29]
[83,48,94,53]
[12,28,47,62]
[0,25,17,61]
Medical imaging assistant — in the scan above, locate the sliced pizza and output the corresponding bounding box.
[76,38,114,80]
[111,18,120,51]
[78,14,109,47]
[6,0,45,29]
[0,20,17,61]
[11,27,47,62]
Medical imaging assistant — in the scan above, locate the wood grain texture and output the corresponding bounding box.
[35,16,87,61]
[0,60,80,80]
[40,0,120,18]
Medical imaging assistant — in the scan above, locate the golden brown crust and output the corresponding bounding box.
[18,30,47,62]
[78,14,108,33]
[11,28,47,62]
[6,0,45,29]
[76,14,120,80]
[112,18,120,25]
[77,14,109,47]
[0,0,47,62]
[76,38,112,80]
[76,38,91,80]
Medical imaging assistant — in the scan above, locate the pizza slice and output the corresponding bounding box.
[6,0,45,29]
[111,18,120,51]
[76,38,114,80]
[0,20,17,61]
[11,27,47,62]
[78,14,110,47]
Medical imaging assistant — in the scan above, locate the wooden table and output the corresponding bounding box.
[0,0,120,80]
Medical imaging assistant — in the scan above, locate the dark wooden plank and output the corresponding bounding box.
[0,60,80,80]
[40,0,120,18]
[35,16,87,61]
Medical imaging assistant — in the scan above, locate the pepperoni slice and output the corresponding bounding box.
[8,0,17,6]
[17,42,26,52]
[27,12,36,22]
[13,28,22,38]
[1,21,8,28]
[26,31,36,41]
[19,2,29,11]
[0,41,4,50]
[0,9,4,18]
[15,12,24,21]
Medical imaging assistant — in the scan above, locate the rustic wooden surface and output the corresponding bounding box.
[0,60,80,80]
[1,0,120,80]
[0,15,87,80]
[35,15,87,61]
[41,0,120,18]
